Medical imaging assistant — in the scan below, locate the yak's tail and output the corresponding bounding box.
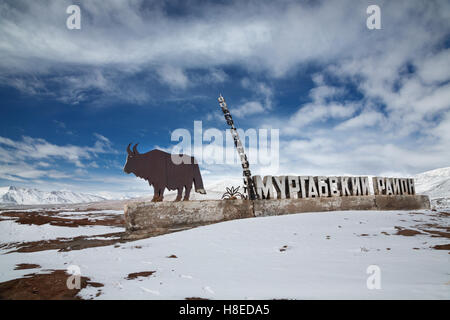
[193,164,206,194]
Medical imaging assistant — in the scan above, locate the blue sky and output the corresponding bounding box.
[0,0,449,197]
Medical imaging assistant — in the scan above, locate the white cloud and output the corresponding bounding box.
[0,1,385,98]
[430,110,450,143]
[241,78,274,109]
[233,101,265,118]
[206,69,228,83]
[233,78,274,118]
[249,0,450,176]
[0,1,447,105]
[157,65,189,89]
[36,161,51,168]
[336,111,385,130]
[0,0,449,181]
[0,134,117,182]
[418,49,450,84]
[282,99,358,135]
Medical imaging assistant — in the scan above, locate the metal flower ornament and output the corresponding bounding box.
[221,186,246,200]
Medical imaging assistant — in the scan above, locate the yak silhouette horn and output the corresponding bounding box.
[127,143,133,155]
[133,143,139,154]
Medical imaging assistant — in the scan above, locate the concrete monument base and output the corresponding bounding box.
[124,195,430,234]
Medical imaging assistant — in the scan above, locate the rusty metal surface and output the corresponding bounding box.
[123,144,206,202]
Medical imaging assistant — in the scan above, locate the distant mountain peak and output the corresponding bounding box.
[0,186,107,205]
[414,167,450,210]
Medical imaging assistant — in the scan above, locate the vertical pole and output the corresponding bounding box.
[218,94,257,200]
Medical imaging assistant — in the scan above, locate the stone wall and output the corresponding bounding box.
[124,195,430,234]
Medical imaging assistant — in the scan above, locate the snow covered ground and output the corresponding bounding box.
[0,209,448,299]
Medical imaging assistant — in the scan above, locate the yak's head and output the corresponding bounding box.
[123,143,140,174]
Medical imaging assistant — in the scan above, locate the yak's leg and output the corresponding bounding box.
[175,188,183,202]
[152,184,161,202]
[183,184,192,201]
[151,183,158,202]
[158,188,164,202]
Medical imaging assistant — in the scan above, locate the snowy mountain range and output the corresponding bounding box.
[414,167,450,209]
[0,167,449,206]
[0,186,107,205]
[414,167,450,198]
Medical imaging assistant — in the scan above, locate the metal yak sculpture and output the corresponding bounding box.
[123,144,206,202]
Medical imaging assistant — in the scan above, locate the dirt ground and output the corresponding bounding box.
[0,269,103,300]
[0,209,124,227]
[394,212,449,240]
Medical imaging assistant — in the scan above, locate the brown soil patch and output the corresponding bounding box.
[394,226,424,236]
[126,271,156,280]
[401,220,450,239]
[422,229,450,239]
[408,212,424,216]
[0,211,124,228]
[185,297,210,300]
[3,232,126,253]
[0,270,103,300]
[432,244,450,251]
[1,226,190,255]
[419,224,450,232]
[167,254,177,258]
[391,210,450,240]
[14,264,41,270]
